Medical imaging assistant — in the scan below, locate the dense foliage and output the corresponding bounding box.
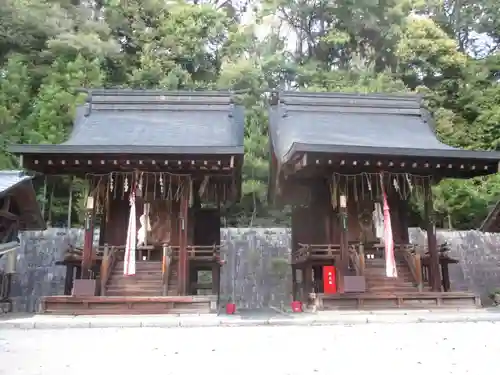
[1,0,500,229]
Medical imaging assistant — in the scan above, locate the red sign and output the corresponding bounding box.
[323,266,337,294]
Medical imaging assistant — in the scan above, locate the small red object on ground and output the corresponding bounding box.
[226,303,236,314]
[291,301,302,313]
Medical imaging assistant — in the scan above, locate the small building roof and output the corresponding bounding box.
[0,171,45,231]
[269,91,500,175]
[479,201,500,232]
[9,90,245,156]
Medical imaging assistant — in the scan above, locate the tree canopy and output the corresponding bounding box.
[1,0,499,229]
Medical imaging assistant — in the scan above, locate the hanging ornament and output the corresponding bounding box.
[394,175,404,200]
[188,178,194,207]
[393,177,399,192]
[110,173,114,193]
[402,174,407,199]
[138,172,144,193]
[159,173,164,195]
[175,177,182,201]
[153,173,157,199]
[167,175,172,200]
[124,175,129,193]
[331,174,337,210]
[405,173,413,194]
[353,175,359,202]
[360,173,365,200]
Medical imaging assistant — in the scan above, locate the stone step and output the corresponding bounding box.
[367,276,413,281]
[107,286,163,292]
[110,273,162,279]
[367,280,414,285]
[106,291,164,297]
[366,273,411,277]
[368,288,418,294]
[107,279,162,285]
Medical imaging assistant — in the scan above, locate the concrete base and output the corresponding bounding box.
[1,308,500,330]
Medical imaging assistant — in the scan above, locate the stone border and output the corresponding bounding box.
[1,309,500,329]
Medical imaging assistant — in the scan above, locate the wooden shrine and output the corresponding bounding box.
[9,90,244,314]
[269,91,500,310]
[479,201,500,232]
[0,171,45,312]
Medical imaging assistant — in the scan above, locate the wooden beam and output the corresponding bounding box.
[178,179,189,295]
[0,221,17,244]
[0,210,18,221]
[338,192,349,293]
[284,153,307,177]
[81,191,96,279]
[28,156,238,172]
[424,180,441,292]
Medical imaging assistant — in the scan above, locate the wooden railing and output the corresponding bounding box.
[399,245,423,291]
[348,244,364,276]
[0,272,10,301]
[100,245,121,296]
[162,245,172,296]
[346,243,424,289]
[66,244,220,262]
[294,243,341,263]
[171,245,220,260]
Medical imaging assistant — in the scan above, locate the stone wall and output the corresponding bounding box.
[220,228,292,309]
[1,227,500,312]
[409,228,500,302]
[0,228,100,312]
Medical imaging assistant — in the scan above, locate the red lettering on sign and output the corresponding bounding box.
[323,266,337,294]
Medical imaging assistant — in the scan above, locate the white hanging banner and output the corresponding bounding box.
[124,189,137,276]
[380,174,398,278]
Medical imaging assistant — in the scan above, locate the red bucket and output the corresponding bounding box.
[291,301,303,313]
[226,303,236,315]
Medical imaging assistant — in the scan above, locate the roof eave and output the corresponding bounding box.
[286,142,500,163]
[9,144,244,156]
[479,200,500,232]
[279,143,500,179]
[0,178,46,231]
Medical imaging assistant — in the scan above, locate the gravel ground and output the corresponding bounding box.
[0,322,497,375]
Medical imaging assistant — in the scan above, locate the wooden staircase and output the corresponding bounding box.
[106,260,178,296]
[318,251,480,310]
[41,257,217,315]
[364,258,421,293]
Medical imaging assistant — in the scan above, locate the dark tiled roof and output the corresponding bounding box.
[0,171,45,231]
[9,90,244,155]
[479,201,500,232]
[0,171,32,197]
[269,91,500,164]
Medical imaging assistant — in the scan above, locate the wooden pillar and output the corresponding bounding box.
[338,193,348,293]
[212,264,220,295]
[64,265,74,295]
[424,180,441,292]
[81,194,96,279]
[99,199,108,247]
[399,199,410,244]
[304,262,313,296]
[441,262,450,292]
[178,180,189,295]
[291,264,297,300]
[75,266,82,280]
